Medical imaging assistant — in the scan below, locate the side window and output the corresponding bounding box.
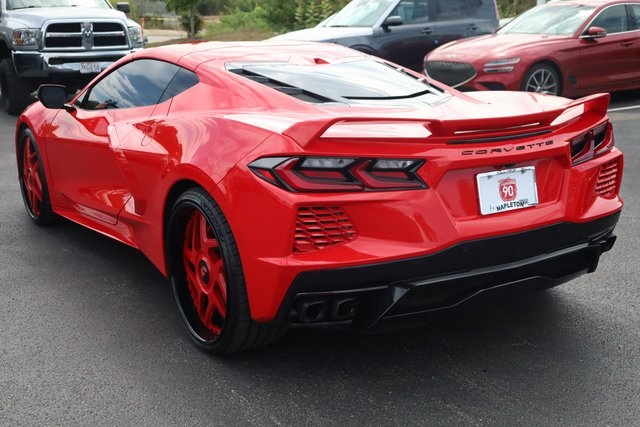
[466,0,484,17]
[630,5,640,30]
[435,0,467,20]
[158,67,199,104]
[391,0,431,24]
[590,5,628,34]
[80,59,180,110]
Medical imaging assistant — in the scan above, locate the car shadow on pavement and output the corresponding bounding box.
[31,214,608,371]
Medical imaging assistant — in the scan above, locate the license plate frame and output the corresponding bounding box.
[476,167,539,215]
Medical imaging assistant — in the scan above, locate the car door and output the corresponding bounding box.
[577,4,637,91]
[432,0,477,46]
[377,0,440,71]
[45,59,181,225]
[626,3,640,78]
[433,0,497,46]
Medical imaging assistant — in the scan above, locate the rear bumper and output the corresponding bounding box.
[276,212,620,331]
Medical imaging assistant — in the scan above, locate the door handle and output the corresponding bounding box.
[467,25,478,31]
[621,41,634,47]
[421,28,434,35]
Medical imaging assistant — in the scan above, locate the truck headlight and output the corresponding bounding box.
[13,29,40,49]
[128,26,144,47]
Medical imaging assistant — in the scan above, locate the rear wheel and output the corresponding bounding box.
[521,63,561,96]
[167,188,285,354]
[0,58,34,115]
[17,128,55,225]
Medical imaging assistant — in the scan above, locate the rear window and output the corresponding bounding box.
[228,58,444,101]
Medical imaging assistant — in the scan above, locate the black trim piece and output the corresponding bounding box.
[449,129,552,144]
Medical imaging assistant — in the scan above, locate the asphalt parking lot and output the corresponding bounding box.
[0,92,639,426]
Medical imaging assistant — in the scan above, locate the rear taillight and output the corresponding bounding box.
[595,159,621,199]
[249,156,426,192]
[571,121,612,165]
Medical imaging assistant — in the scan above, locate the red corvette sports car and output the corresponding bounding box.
[16,41,623,354]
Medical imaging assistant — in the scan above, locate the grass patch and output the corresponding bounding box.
[206,29,277,41]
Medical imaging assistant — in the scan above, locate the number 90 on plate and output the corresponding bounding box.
[476,167,539,215]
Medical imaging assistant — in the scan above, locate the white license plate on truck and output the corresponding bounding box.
[476,167,539,215]
[80,62,102,74]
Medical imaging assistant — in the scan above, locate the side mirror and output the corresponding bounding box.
[116,2,131,13]
[37,84,68,109]
[581,26,607,39]
[382,16,403,28]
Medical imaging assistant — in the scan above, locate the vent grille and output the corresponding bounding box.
[425,61,476,87]
[229,68,333,103]
[294,207,356,252]
[596,160,620,198]
[43,20,128,50]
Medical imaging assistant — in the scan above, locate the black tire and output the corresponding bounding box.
[167,187,285,355]
[0,57,34,115]
[521,63,561,96]
[17,128,55,225]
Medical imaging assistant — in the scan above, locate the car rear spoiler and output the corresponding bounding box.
[282,93,610,147]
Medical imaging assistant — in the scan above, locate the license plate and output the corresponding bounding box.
[80,62,102,74]
[476,167,538,215]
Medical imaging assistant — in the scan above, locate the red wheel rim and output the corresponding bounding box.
[22,137,43,217]
[182,209,227,337]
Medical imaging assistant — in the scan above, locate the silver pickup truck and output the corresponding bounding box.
[0,0,144,114]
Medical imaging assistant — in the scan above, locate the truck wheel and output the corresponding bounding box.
[0,58,34,115]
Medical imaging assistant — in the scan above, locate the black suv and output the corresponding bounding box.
[272,0,499,71]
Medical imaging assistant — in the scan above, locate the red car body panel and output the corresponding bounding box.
[424,0,640,97]
[16,41,623,327]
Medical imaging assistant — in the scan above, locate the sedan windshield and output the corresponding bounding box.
[499,4,596,36]
[324,0,396,27]
[7,0,110,10]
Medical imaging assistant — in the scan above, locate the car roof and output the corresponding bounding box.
[132,41,365,71]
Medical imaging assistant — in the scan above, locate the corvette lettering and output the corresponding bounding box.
[462,140,554,156]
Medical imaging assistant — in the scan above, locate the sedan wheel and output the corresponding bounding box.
[167,188,285,354]
[522,64,561,96]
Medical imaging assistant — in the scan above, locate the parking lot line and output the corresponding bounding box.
[609,104,640,112]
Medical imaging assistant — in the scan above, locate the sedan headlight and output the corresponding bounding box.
[13,29,40,49]
[128,26,144,47]
[483,57,520,73]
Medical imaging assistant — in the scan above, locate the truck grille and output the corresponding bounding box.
[43,21,128,50]
[425,61,476,88]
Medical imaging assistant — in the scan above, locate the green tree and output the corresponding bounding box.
[166,0,209,38]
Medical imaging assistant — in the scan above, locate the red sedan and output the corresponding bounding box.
[424,0,640,97]
[16,41,623,354]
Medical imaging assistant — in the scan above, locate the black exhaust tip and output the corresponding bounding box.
[331,298,360,321]
[298,300,329,323]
